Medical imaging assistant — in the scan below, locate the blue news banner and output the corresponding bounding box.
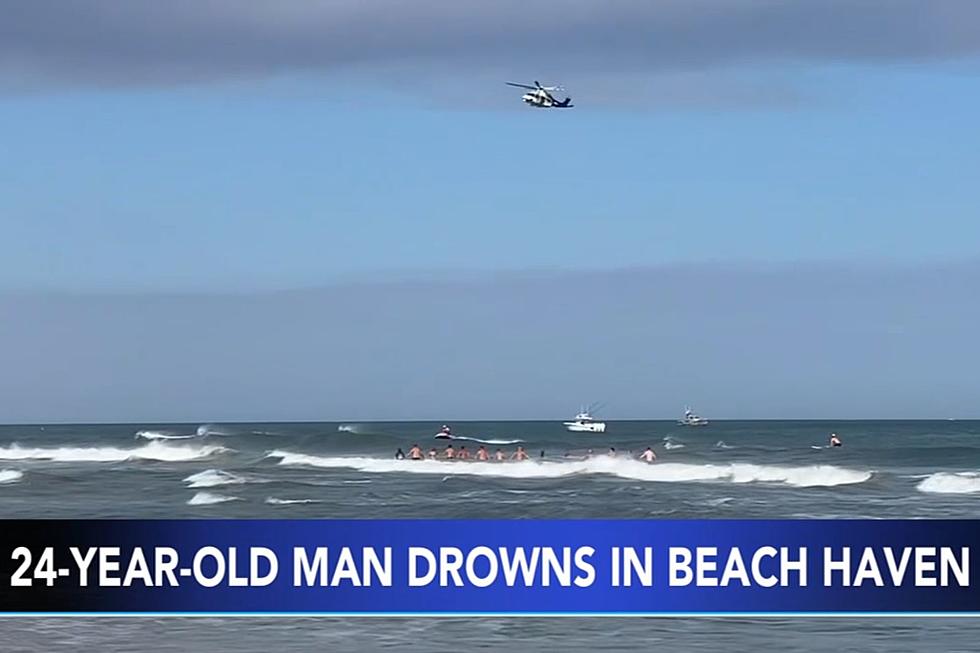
[0,520,977,614]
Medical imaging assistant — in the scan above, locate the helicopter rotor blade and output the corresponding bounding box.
[506,82,537,90]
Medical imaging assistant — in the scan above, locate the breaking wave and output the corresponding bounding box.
[917,472,980,495]
[0,470,24,484]
[442,435,524,445]
[265,497,322,505]
[0,441,227,463]
[266,451,872,488]
[664,442,686,450]
[196,424,234,437]
[187,491,239,506]
[135,430,196,441]
[183,469,247,488]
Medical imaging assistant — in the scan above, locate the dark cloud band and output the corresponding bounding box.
[3,0,979,89]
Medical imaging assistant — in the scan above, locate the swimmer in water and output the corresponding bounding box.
[494,448,505,461]
[512,446,530,461]
[395,448,405,460]
[444,444,456,459]
[476,445,489,461]
[829,433,843,447]
[640,447,656,463]
[458,445,470,460]
[408,444,423,460]
[428,447,438,459]
[608,447,617,457]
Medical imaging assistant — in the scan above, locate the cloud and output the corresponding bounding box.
[3,0,980,91]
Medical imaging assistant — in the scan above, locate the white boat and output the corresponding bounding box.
[678,407,709,427]
[564,409,607,433]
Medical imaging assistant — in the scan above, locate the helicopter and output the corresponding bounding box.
[505,81,573,109]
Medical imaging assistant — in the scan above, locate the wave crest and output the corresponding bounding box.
[183,469,246,488]
[0,441,227,463]
[0,470,24,484]
[136,430,195,441]
[917,472,980,495]
[187,491,239,505]
[265,497,322,505]
[266,451,872,488]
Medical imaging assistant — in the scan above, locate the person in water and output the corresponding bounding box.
[829,433,843,447]
[512,446,530,461]
[395,448,405,460]
[494,448,506,461]
[444,444,456,459]
[476,445,489,461]
[640,447,656,463]
[408,444,423,460]
[458,445,470,460]
[608,447,617,457]
[428,447,438,459]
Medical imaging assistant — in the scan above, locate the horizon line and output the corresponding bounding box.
[1,417,976,427]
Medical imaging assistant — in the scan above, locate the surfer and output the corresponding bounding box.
[829,433,843,448]
[476,445,489,461]
[444,444,456,459]
[512,446,530,461]
[640,447,656,463]
[395,448,405,460]
[494,448,506,461]
[408,444,423,460]
[458,446,471,460]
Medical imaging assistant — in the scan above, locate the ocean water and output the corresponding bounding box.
[1,419,979,651]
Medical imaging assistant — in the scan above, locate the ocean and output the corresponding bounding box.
[1,419,979,651]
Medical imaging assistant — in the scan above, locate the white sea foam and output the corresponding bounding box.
[187,491,239,505]
[664,442,686,450]
[265,497,322,505]
[0,441,227,463]
[705,496,734,507]
[444,435,524,445]
[917,472,980,495]
[266,451,872,488]
[183,469,246,488]
[196,424,233,437]
[0,470,24,484]
[135,430,196,441]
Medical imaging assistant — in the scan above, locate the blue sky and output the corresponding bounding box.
[1,2,979,421]
[3,62,980,291]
